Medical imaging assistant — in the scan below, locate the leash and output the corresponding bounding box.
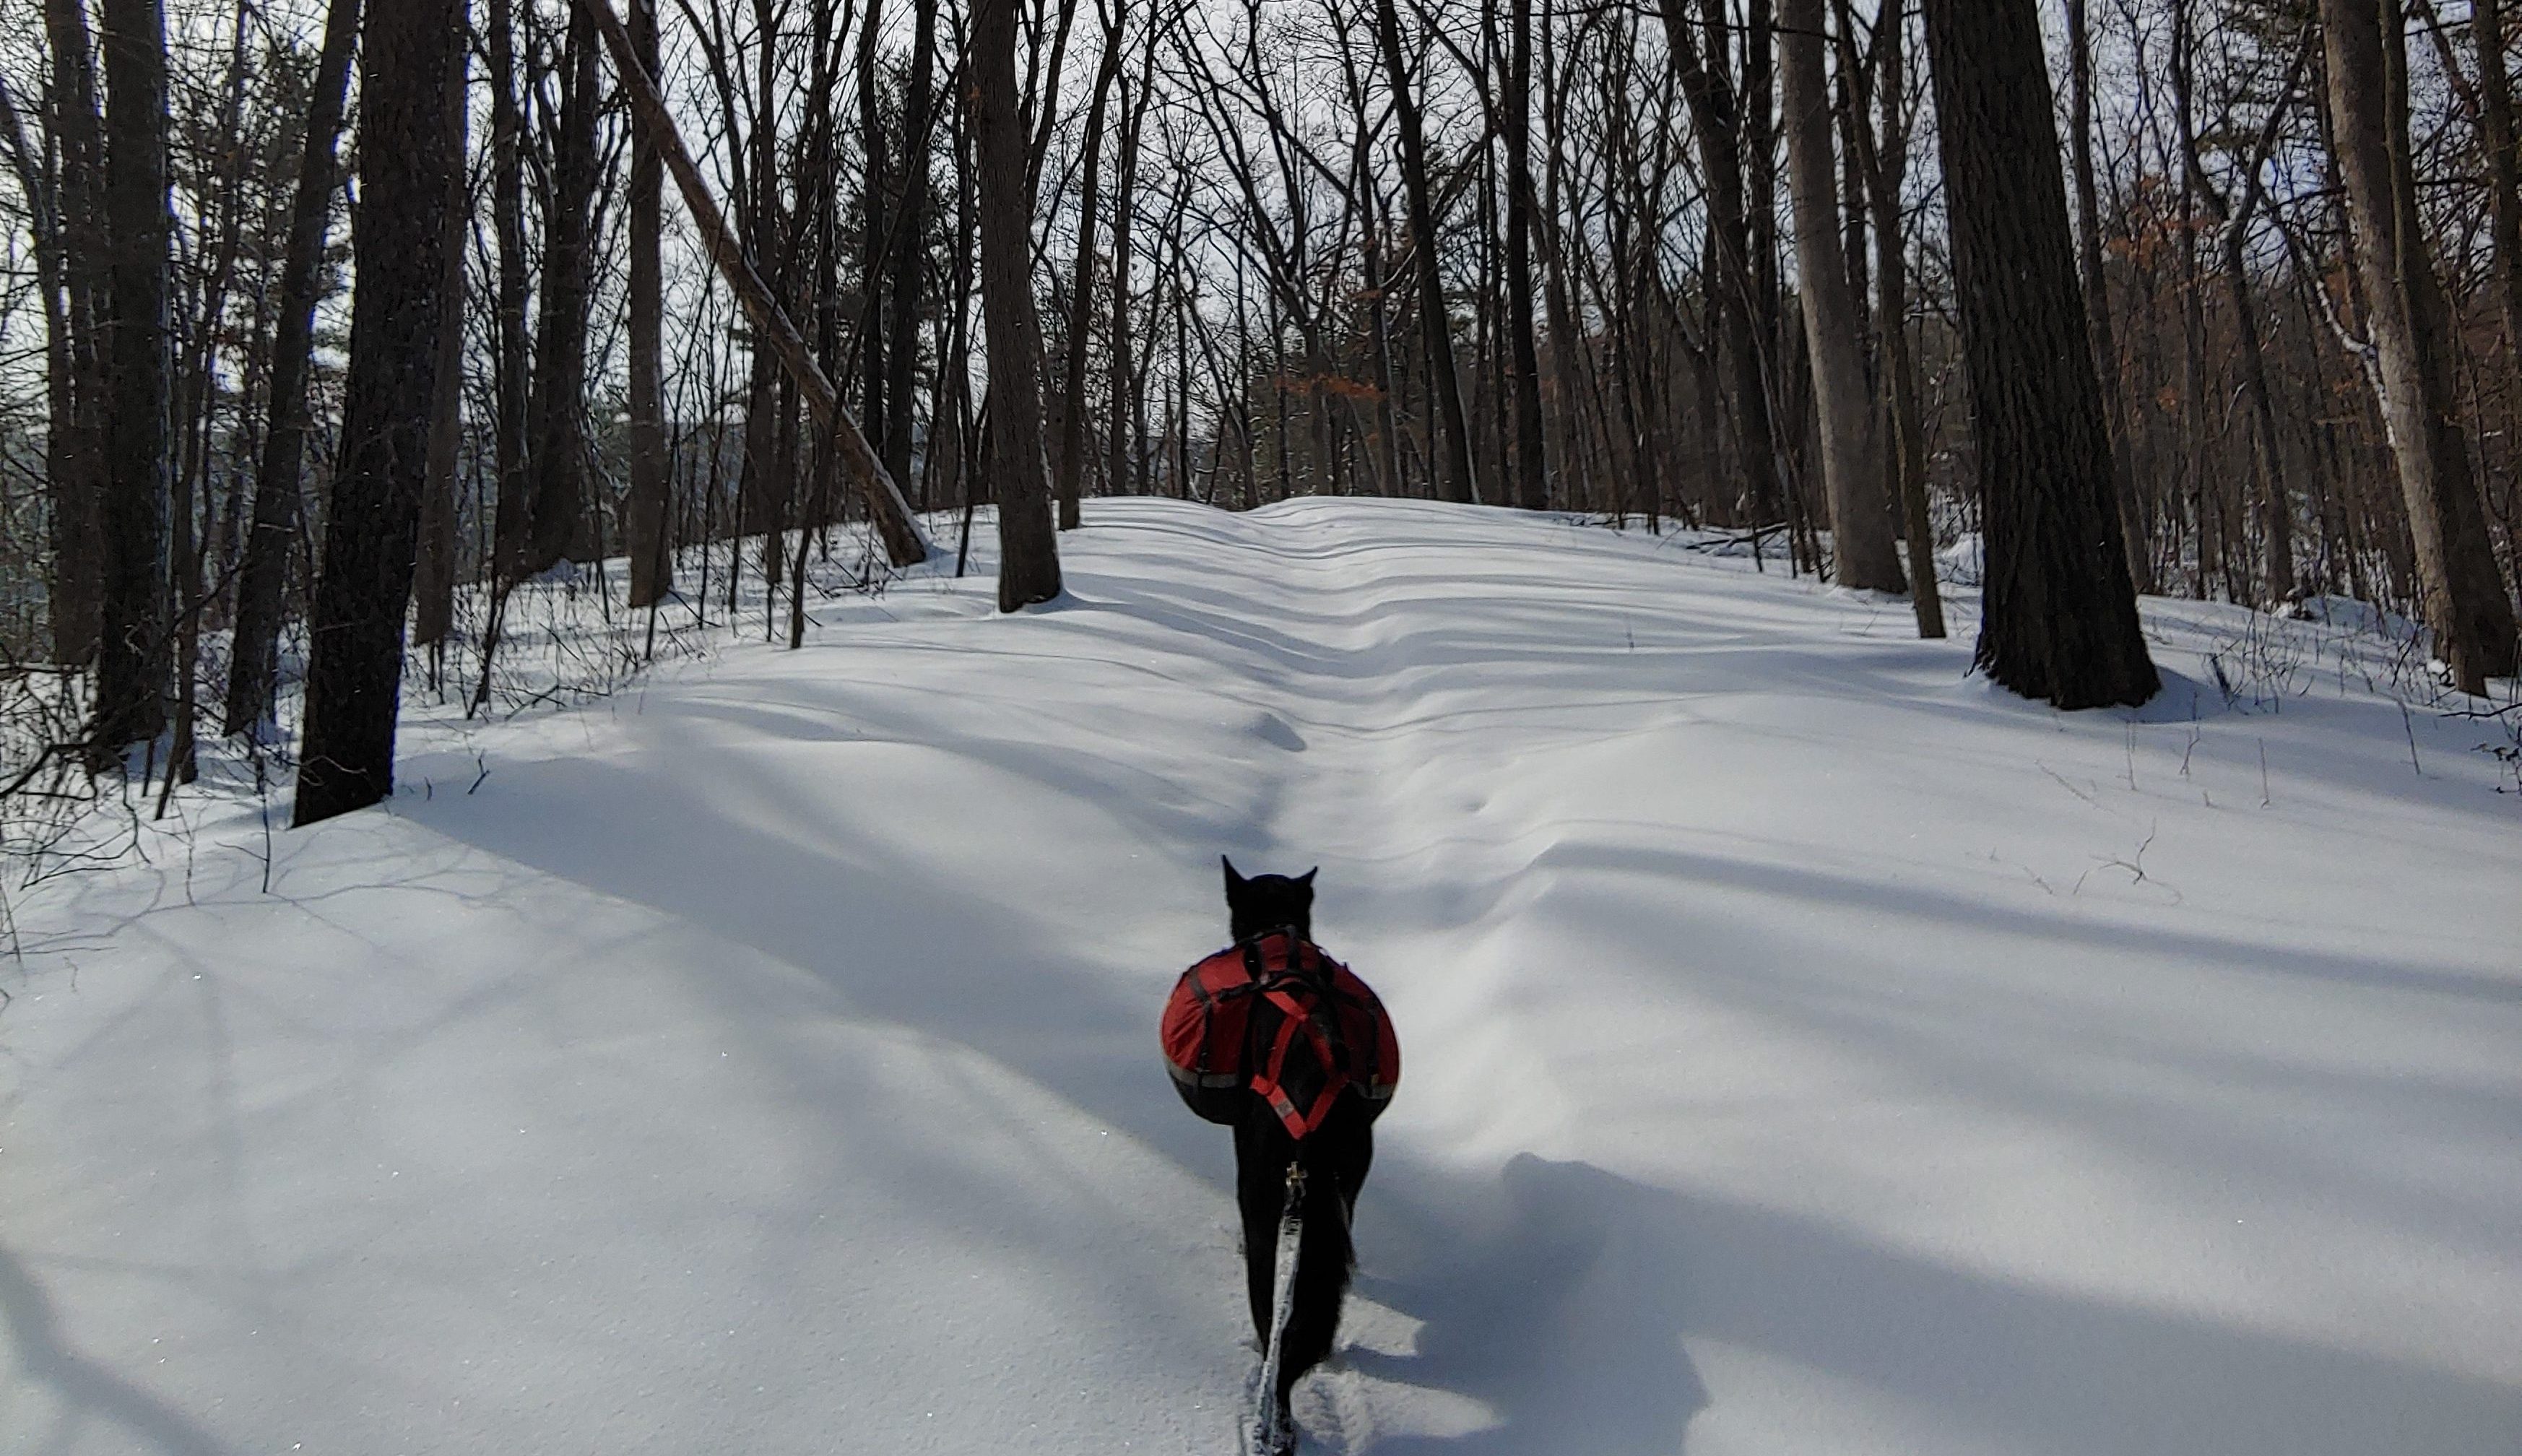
[1252,1161,1306,1455]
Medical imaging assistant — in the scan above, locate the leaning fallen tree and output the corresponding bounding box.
[576,0,932,569]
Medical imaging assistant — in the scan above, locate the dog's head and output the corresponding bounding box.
[1223,856,1316,944]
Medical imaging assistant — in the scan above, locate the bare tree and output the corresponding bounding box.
[519,4,603,578]
[1922,0,2159,708]
[92,0,174,758]
[2479,0,2522,384]
[1658,0,1785,540]
[886,0,942,495]
[12,0,2522,828]
[2320,0,2521,693]
[294,0,468,824]
[581,0,930,567]
[1834,0,1944,636]
[1056,2,1123,529]
[971,0,1063,607]
[35,0,108,667]
[2066,0,2149,594]
[1777,0,1904,592]
[1502,0,1546,510]
[625,0,673,609]
[1377,0,1477,506]
[415,13,472,654]
[226,0,360,736]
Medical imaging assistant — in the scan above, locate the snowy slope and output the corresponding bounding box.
[4,498,2516,1456]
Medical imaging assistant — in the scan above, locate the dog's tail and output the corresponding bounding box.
[1273,1150,1356,1407]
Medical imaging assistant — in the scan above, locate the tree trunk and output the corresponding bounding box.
[942,97,978,521]
[488,0,532,590]
[2171,0,2221,601]
[40,0,107,667]
[0,77,88,662]
[1377,0,1478,505]
[1504,0,1548,510]
[1834,0,1944,635]
[885,0,939,496]
[92,0,173,759]
[491,0,537,585]
[1537,18,1592,514]
[581,0,930,566]
[520,6,602,578]
[1920,0,2159,708]
[1658,0,1785,535]
[294,0,466,825]
[2066,0,2151,592]
[2320,0,2520,690]
[1778,0,1904,592]
[415,30,471,651]
[2479,0,2522,384]
[625,0,673,607]
[857,0,890,473]
[2178,29,2315,607]
[1111,70,1150,503]
[970,0,1062,608]
[1057,12,1123,529]
[1364,191,1406,500]
[1746,0,1787,531]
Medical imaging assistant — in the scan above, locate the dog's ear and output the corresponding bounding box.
[1223,856,1247,893]
[1296,867,1318,889]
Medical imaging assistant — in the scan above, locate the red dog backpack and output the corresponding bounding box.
[1162,931,1399,1139]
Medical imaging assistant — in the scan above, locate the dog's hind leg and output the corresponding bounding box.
[1234,1110,1294,1346]
[1273,1101,1372,1411]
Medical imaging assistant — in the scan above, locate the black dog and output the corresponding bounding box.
[1220,860,1382,1435]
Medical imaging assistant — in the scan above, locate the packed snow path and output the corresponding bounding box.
[4,499,2517,1455]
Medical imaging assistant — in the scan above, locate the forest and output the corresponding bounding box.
[1,4,2517,1451]
[1,0,2518,832]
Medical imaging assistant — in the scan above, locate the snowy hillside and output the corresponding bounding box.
[4,499,2516,1455]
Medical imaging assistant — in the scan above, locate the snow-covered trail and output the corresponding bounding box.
[4,498,2516,1455]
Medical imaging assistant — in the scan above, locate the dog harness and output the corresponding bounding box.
[1162,930,1400,1138]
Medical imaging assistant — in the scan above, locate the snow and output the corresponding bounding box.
[4,498,2517,1455]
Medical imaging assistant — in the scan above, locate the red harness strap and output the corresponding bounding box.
[1162,932,1400,1139]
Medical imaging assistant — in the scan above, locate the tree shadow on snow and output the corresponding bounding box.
[1346,1154,1708,1455]
[0,1240,233,1455]
[1349,1156,2521,1456]
[1650,1181,2519,1456]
